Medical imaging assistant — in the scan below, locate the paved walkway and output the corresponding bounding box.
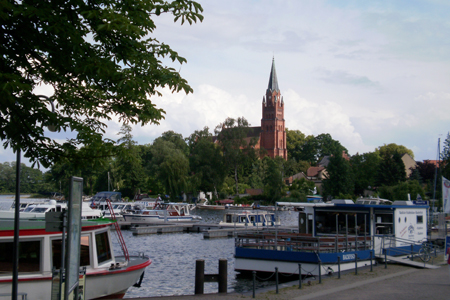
[119,258,450,300]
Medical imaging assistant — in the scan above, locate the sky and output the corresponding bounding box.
[2,0,450,166]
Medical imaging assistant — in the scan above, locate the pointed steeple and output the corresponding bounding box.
[267,57,279,92]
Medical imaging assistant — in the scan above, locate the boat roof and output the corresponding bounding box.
[0,218,114,232]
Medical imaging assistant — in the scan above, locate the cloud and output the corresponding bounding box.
[317,69,381,88]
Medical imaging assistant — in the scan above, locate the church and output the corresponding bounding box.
[248,58,288,160]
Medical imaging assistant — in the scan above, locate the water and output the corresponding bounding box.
[120,209,299,298]
[0,196,299,297]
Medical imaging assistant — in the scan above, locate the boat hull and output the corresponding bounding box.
[122,214,200,224]
[234,248,374,276]
[0,256,151,300]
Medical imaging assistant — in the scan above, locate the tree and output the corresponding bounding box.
[214,117,257,194]
[441,132,450,179]
[350,152,381,196]
[315,133,347,160]
[1,0,203,167]
[322,151,354,199]
[263,157,284,203]
[377,151,406,186]
[115,124,146,198]
[188,128,226,196]
[376,143,414,159]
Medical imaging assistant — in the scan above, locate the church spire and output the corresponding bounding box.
[267,57,279,92]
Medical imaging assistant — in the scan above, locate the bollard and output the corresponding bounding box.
[298,263,302,289]
[252,271,256,298]
[195,260,205,295]
[384,251,387,269]
[275,267,279,294]
[318,260,322,284]
[370,251,373,272]
[354,253,358,275]
[410,244,414,261]
[218,259,227,293]
[337,256,341,279]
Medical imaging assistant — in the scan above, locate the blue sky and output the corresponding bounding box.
[2,0,450,166]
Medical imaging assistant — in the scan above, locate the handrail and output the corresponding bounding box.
[106,199,129,261]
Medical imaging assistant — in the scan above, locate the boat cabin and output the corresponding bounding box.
[220,210,280,227]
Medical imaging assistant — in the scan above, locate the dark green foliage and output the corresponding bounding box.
[378,180,425,201]
[1,0,203,168]
[442,133,450,179]
[351,152,381,196]
[263,157,285,203]
[322,151,354,199]
[377,152,406,186]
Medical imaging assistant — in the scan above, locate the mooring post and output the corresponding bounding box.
[252,271,256,298]
[337,256,341,279]
[354,253,358,275]
[384,251,387,269]
[370,251,373,272]
[195,259,205,295]
[218,259,227,293]
[298,263,302,289]
[275,267,279,294]
[318,260,322,283]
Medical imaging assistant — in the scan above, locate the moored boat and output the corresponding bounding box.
[122,202,202,224]
[234,199,429,276]
[219,210,280,227]
[0,218,151,299]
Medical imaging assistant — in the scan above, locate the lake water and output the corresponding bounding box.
[0,195,299,297]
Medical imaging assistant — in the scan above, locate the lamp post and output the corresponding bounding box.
[11,95,57,299]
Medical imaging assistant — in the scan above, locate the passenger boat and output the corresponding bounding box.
[0,200,103,220]
[0,218,151,299]
[122,202,202,224]
[219,210,280,227]
[234,199,429,276]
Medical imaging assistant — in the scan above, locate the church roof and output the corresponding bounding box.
[267,58,279,92]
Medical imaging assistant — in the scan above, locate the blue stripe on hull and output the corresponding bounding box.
[235,248,373,264]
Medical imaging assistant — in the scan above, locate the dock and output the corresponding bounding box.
[117,221,297,238]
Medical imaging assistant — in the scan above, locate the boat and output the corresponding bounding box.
[122,202,202,224]
[219,210,280,227]
[0,218,151,299]
[0,200,103,220]
[89,191,122,209]
[196,199,225,210]
[234,199,429,276]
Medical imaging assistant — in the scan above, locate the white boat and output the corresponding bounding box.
[219,210,280,227]
[122,202,202,223]
[0,200,103,220]
[0,218,151,299]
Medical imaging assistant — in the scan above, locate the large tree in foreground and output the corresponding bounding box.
[1,0,203,167]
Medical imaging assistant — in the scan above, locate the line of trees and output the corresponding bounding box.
[3,119,448,205]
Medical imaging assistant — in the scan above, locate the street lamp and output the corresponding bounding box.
[12,95,57,299]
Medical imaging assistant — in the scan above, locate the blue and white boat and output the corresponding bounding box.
[234,199,429,276]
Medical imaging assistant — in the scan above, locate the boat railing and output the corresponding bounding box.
[235,232,372,253]
[376,235,438,257]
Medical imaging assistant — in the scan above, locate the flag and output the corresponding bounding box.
[443,177,450,213]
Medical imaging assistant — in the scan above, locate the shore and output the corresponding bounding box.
[121,254,448,300]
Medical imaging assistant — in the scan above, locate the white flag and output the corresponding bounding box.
[443,177,450,213]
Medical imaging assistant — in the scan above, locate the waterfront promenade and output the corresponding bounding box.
[123,257,449,300]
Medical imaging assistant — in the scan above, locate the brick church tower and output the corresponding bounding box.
[260,58,287,160]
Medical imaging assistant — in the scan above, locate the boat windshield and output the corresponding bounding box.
[23,206,36,212]
[30,207,50,213]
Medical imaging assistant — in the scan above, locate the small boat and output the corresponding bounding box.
[0,218,151,299]
[196,199,226,210]
[122,202,202,224]
[219,210,280,227]
[89,191,122,209]
[0,200,103,220]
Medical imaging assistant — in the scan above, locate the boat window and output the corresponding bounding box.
[417,215,423,224]
[31,207,49,213]
[23,206,35,212]
[96,232,112,264]
[226,215,232,223]
[0,240,41,272]
[52,236,90,269]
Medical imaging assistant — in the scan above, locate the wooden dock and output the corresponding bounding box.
[119,221,298,238]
